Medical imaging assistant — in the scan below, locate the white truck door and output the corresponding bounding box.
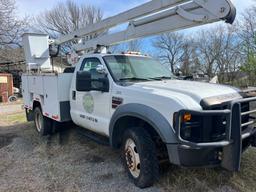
[74,57,111,136]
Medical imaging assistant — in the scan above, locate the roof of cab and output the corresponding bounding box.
[84,52,150,58]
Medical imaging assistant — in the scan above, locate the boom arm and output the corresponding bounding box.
[22,0,236,71]
[54,0,236,52]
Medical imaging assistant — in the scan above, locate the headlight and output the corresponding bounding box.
[173,112,192,128]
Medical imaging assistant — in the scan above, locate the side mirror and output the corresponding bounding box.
[76,71,109,92]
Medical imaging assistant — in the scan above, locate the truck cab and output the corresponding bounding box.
[70,53,179,137]
[70,52,256,183]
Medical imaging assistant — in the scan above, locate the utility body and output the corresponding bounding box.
[22,0,256,188]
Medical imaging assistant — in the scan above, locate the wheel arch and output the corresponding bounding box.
[33,100,42,110]
[109,103,177,149]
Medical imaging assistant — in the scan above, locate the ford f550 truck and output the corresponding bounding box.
[21,0,256,188]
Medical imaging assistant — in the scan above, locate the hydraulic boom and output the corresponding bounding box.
[22,0,236,70]
[55,0,236,52]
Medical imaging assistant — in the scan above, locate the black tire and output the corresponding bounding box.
[34,107,52,136]
[121,127,159,188]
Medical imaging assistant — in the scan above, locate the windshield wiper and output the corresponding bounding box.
[119,77,152,81]
[150,76,173,80]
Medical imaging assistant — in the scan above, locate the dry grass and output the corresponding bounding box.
[0,112,26,126]
[157,149,256,192]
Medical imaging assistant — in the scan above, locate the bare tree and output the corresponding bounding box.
[194,27,226,78]
[152,25,244,81]
[0,0,27,47]
[214,25,242,83]
[238,6,256,53]
[36,0,103,38]
[179,38,196,76]
[153,32,185,73]
[189,24,244,84]
[237,5,256,86]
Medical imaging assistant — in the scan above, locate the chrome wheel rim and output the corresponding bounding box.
[35,111,42,132]
[125,138,140,178]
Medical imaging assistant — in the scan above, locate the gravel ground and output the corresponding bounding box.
[0,122,163,192]
[1,103,256,192]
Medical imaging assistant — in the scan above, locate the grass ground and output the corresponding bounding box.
[0,112,26,125]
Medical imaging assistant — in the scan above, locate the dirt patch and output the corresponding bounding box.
[73,154,105,165]
[0,134,17,149]
[96,173,114,181]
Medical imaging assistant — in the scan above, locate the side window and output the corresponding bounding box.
[80,58,105,79]
[80,58,106,91]
[81,58,101,72]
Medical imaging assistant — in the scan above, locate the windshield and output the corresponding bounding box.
[103,55,174,82]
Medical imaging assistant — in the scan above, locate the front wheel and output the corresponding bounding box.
[121,127,159,188]
[34,107,52,136]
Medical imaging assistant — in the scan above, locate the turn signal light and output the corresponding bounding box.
[183,113,192,122]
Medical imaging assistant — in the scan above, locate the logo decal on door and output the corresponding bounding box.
[83,93,94,114]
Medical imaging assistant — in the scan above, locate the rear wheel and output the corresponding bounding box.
[34,107,52,136]
[121,127,159,188]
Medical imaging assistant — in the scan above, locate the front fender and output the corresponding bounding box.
[109,103,178,147]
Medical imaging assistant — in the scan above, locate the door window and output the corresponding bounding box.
[80,58,106,89]
[81,57,100,71]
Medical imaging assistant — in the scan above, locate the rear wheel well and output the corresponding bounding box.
[25,101,41,122]
[33,101,41,111]
[112,116,168,160]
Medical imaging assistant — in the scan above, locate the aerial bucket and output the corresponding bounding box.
[22,33,51,71]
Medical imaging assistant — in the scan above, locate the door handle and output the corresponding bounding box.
[72,91,76,100]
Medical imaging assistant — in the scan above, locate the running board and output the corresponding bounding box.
[76,127,110,146]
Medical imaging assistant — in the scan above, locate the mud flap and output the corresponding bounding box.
[221,103,242,171]
[26,108,34,122]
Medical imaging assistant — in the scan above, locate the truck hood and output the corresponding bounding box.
[132,80,242,104]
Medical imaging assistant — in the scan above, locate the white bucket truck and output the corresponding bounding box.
[22,0,256,188]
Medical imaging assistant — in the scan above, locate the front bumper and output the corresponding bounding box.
[168,97,256,171]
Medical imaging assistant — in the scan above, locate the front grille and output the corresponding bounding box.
[205,99,256,134]
[179,97,256,144]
